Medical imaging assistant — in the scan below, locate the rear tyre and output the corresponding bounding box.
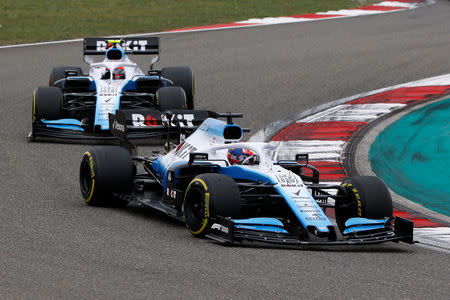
[49,66,83,86]
[335,176,393,233]
[79,146,134,207]
[184,173,241,237]
[161,66,195,109]
[156,86,187,110]
[33,86,63,120]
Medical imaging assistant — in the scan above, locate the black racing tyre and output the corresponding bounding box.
[49,66,83,86]
[161,66,195,109]
[335,176,393,233]
[79,146,134,207]
[184,173,241,237]
[156,86,187,111]
[33,86,63,120]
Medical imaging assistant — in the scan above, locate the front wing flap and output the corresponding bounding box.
[29,109,214,142]
[29,119,174,142]
[206,216,414,246]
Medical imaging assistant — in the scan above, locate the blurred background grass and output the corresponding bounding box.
[0,0,377,45]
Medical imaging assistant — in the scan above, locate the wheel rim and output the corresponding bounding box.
[185,187,205,229]
[79,159,93,197]
[336,187,357,232]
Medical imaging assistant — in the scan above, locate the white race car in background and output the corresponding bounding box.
[30,37,195,141]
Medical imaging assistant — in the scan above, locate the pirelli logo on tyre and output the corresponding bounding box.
[204,192,210,219]
[82,152,96,204]
[84,152,95,178]
[186,178,210,235]
[343,182,362,216]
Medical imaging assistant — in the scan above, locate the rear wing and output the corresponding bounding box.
[108,110,248,154]
[83,37,160,68]
[83,37,159,55]
[109,109,217,154]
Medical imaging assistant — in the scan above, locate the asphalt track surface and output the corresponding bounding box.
[1,2,450,298]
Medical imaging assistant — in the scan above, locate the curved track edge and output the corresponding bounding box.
[250,73,450,250]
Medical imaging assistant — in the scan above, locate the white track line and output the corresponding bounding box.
[270,140,345,162]
[415,227,450,252]
[298,103,406,123]
[250,73,450,143]
[0,1,424,49]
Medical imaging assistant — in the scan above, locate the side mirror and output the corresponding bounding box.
[295,153,309,166]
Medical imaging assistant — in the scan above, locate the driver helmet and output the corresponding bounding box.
[227,148,253,165]
[113,66,125,80]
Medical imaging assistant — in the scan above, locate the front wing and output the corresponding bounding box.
[28,119,181,142]
[206,216,414,246]
[29,109,214,142]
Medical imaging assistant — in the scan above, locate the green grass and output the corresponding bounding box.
[0,0,377,45]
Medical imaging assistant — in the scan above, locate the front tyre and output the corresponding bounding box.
[184,173,241,237]
[156,86,187,110]
[161,66,195,109]
[335,176,393,233]
[33,86,63,120]
[49,66,83,87]
[79,146,134,207]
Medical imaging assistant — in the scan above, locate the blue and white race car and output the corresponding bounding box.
[79,112,414,246]
[30,37,195,140]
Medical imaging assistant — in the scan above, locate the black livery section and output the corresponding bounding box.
[84,37,160,55]
[31,108,215,142]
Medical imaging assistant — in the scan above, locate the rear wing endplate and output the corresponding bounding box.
[108,109,218,154]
